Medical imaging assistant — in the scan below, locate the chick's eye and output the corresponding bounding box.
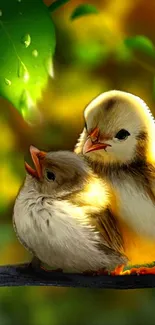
[115,129,130,140]
[46,170,55,181]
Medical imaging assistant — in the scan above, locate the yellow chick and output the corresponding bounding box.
[75,90,155,268]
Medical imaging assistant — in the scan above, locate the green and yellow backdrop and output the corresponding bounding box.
[1,0,155,324]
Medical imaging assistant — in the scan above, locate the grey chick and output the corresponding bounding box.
[13,146,127,273]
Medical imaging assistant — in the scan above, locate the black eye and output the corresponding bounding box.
[46,170,55,181]
[115,129,130,140]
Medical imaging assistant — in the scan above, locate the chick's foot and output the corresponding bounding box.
[83,269,109,276]
[111,264,125,275]
[40,266,63,273]
[129,266,155,275]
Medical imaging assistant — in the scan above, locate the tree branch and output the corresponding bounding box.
[0,263,155,289]
[48,0,70,13]
[132,56,155,75]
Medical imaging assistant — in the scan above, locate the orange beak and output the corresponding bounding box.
[83,127,111,154]
[25,146,46,179]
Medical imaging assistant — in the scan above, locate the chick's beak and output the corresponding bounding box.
[25,145,46,179]
[83,127,111,154]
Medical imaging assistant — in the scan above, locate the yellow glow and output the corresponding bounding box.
[20,91,41,125]
[118,218,155,266]
[27,93,35,109]
[1,165,21,203]
[0,120,15,152]
[48,60,54,78]
[146,109,155,162]
[23,70,29,82]
[45,57,54,78]
[135,95,155,163]
[82,178,109,208]
[148,134,155,162]
[42,68,104,123]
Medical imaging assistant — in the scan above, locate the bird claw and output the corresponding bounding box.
[111,264,125,275]
[83,268,108,276]
[40,266,63,273]
[21,258,63,274]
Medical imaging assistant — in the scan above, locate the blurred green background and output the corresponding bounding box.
[1,0,155,324]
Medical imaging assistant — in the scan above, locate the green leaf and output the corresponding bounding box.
[74,41,108,67]
[124,35,155,57]
[0,0,56,124]
[124,261,155,270]
[70,4,99,20]
[48,0,70,12]
[115,42,133,63]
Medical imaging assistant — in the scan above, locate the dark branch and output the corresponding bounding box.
[48,0,70,13]
[0,263,155,289]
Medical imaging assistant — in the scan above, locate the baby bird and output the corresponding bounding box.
[75,90,155,267]
[13,146,126,273]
